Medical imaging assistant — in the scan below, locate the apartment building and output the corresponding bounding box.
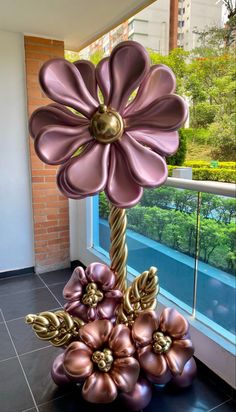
[80,0,223,57]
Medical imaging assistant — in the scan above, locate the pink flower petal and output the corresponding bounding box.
[64,301,89,322]
[132,310,159,348]
[125,94,188,132]
[82,371,117,403]
[118,134,168,187]
[138,345,169,379]
[65,142,110,195]
[63,266,86,301]
[95,57,110,105]
[110,357,140,393]
[39,58,98,118]
[165,339,194,376]
[63,341,93,382]
[73,59,98,101]
[87,307,97,321]
[79,319,113,350]
[29,103,86,139]
[124,64,176,116]
[127,129,179,157]
[57,162,88,200]
[159,308,189,339]
[108,41,150,114]
[96,290,122,321]
[96,295,121,321]
[109,324,135,357]
[105,290,123,299]
[105,144,143,208]
[86,262,115,290]
[34,124,92,165]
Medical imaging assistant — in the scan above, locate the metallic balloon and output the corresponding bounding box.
[63,262,122,323]
[132,309,194,382]
[170,357,197,388]
[51,353,71,386]
[63,319,140,404]
[29,41,188,208]
[119,376,153,411]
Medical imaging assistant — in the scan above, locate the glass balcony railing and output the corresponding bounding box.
[93,178,236,343]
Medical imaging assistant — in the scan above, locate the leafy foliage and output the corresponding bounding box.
[99,189,236,275]
[209,114,236,161]
[168,165,236,183]
[184,161,236,169]
[167,129,187,165]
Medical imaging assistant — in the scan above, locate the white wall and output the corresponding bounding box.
[0,29,34,272]
[131,0,170,55]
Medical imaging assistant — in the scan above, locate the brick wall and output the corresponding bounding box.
[24,36,70,273]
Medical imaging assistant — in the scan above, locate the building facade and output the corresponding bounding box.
[177,0,223,50]
[80,0,223,58]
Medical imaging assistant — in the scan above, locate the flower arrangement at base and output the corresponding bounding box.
[63,262,122,322]
[25,40,197,411]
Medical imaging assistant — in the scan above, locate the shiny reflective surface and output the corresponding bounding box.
[91,105,124,143]
[97,187,236,339]
[29,41,188,207]
[0,269,234,411]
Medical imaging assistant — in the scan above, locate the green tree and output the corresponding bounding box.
[199,220,226,263]
[167,128,187,166]
[209,114,236,161]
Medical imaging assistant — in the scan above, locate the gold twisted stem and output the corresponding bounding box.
[109,204,128,293]
[117,266,159,326]
[25,310,84,347]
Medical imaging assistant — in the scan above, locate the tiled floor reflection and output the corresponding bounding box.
[0,269,235,412]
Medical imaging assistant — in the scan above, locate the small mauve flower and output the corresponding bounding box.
[63,319,140,403]
[63,262,122,323]
[29,41,188,208]
[132,308,194,384]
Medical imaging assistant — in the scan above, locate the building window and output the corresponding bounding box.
[128,21,134,32]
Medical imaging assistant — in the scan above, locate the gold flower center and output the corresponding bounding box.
[152,331,172,354]
[82,282,104,308]
[92,348,114,372]
[91,104,124,143]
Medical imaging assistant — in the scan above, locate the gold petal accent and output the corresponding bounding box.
[117,266,159,326]
[25,310,84,347]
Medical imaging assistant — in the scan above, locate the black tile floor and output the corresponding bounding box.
[0,269,235,412]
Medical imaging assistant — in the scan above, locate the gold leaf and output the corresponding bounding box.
[117,266,159,326]
[25,310,84,347]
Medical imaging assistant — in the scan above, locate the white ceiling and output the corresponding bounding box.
[0,0,154,50]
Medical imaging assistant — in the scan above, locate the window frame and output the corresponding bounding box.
[73,179,236,389]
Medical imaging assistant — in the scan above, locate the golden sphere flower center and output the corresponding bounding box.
[152,331,172,354]
[92,348,114,372]
[91,104,124,143]
[82,282,104,308]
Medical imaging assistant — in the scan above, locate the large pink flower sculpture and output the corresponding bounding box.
[132,308,194,384]
[29,41,188,208]
[63,263,122,322]
[63,319,140,403]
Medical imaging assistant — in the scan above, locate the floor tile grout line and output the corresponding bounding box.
[0,285,46,298]
[0,355,17,364]
[36,392,76,408]
[0,272,35,281]
[20,344,53,357]
[207,397,233,412]
[36,273,64,308]
[0,309,40,412]
[2,307,62,324]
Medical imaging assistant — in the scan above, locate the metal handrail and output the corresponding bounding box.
[165,177,235,198]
